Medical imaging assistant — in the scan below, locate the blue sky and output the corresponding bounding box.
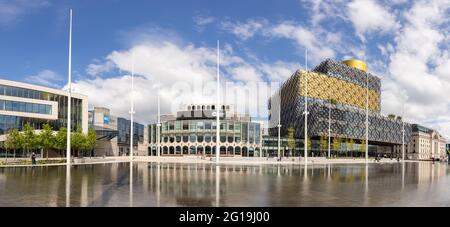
[0,0,449,139]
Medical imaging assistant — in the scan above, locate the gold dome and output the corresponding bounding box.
[342,59,367,72]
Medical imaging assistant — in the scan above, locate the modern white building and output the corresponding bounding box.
[0,79,88,140]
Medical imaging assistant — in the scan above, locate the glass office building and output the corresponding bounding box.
[148,104,262,156]
[0,79,88,136]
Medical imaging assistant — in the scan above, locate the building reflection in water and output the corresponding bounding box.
[1,161,450,206]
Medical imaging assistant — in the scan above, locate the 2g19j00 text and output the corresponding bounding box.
[223,211,270,223]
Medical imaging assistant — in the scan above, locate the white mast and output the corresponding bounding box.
[277,90,281,161]
[328,101,331,158]
[303,49,308,165]
[66,9,73,165]
[157,85,161,157]
[402,103,405,162]
[365,68,369,163]
[215,40,220,163]
[129,53,135,161]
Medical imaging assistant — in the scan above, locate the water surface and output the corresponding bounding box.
[0,162,449,206]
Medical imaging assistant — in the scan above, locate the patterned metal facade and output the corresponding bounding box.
[269,59,411,146]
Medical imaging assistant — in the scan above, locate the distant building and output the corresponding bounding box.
[148,104,262,156]
[407,124,446,160]
[89,107,147,156]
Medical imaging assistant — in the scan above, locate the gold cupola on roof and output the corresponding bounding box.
[342,59,367,72]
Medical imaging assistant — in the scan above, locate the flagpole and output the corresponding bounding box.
[215,40,220,163]
[66,9,73,166]
[130,53,135,161]
[303,49,308,165]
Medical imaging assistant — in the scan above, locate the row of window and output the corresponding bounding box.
[161,120,259,132]
[157,134,260,144]
[0,100,52,115]
[0,85,53,101]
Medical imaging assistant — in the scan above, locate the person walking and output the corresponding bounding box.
[31,152,36,165]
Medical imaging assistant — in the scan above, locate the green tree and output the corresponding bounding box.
[360,139,367,154]
[388,114,396,119]
[39,123,55,160]
[5,128,23,159]
[319,134,328,155]
[71,128,85,157]
[287,127,295,156]
[54,127,67,157]
[22,123,38,157]
[332,137,341,155]
[83,128,97,157]
[347,138,355,157]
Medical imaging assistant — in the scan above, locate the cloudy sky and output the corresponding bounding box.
[0,0,449,139]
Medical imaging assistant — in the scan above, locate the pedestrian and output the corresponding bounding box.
[31,152,36,165]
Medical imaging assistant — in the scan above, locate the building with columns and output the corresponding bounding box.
[148,104,262,156]
[406,124,447,160]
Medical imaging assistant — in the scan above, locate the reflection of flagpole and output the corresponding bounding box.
[129,162,133,207]
[66,9,73,166]
[215,40,220,163]
[303,49,308,165]
[66,164,71,207]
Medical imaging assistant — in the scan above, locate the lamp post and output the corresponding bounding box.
[66,9,73,166]
[277,90,281,161]
[365,69,369,163]
[215,40,220,163]
[156,86,161,157]
[402,103,405,162]
[303,49,308,165]
[328,101,331,158]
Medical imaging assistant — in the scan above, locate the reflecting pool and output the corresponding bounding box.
[0,162,449,206]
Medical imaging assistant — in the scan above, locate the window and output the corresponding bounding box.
[26,103,32,112]
[0,100,3,110]
[182,121,189,130]
[197,121,204,130]
[205,121,212,130]
[5,87,11,96]
[0,86,4,95]
[33,103,39,113]
[5,101,11,111]
[190,134,196,143]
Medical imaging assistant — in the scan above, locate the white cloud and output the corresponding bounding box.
[382,0,450,139]
[267,21,337,62]
[75,36,297,124]
[347,0,398,40]
[221,19,268,40]
[0,0,50,26]
[25,69,62,88]
[86,60,115,77]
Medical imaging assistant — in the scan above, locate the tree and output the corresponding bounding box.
[287,127,296,156]
[22,123,37,157]
[5,128,22,160]
[39,123,55,160]
[319,134,328,156]
[83,128,97,157]
[347,138,355,157]
[388,114,396,119]
[54,127,67,157]
[332,137,341,155]
[360,139,367,154]
[71,128,85,157]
